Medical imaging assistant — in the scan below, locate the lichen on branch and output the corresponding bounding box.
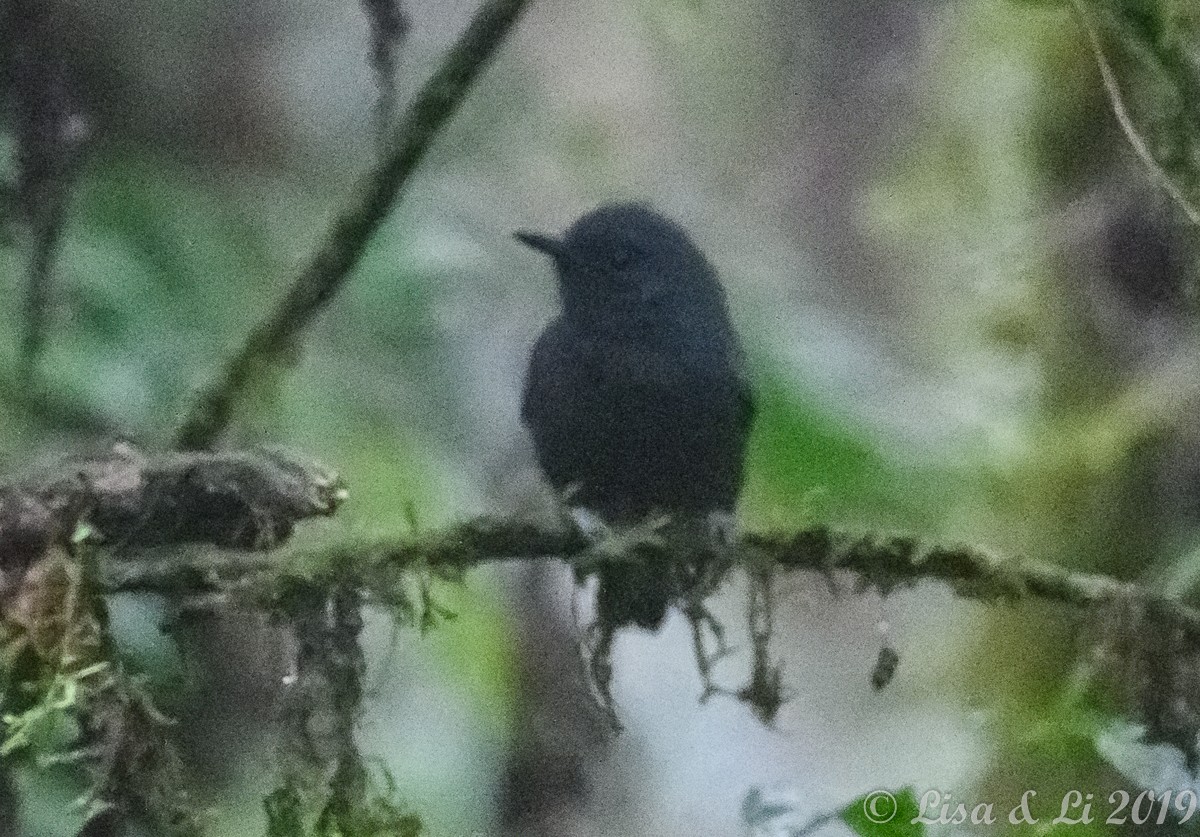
[0,442,344,604]
[0,443,344,836]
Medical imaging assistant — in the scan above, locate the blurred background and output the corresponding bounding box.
[3,0,1200,834]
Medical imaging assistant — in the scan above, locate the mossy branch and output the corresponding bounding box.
[10,449,1200,827]
[91,516,1200,742]
[0,443,345,600]
[0,445,344,836]
[173,0,533,451]
[92,517,1200,638]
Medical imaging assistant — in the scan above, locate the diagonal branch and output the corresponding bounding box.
[173,0,533,451]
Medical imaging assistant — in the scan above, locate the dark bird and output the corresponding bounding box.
[517,203,755,630]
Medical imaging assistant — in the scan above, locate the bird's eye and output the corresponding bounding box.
[610,247,635,270]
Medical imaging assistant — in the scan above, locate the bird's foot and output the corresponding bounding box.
[568,506,611,541]
[568,507,671,565]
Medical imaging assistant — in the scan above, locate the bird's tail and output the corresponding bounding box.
[596,561,671,631]
[590,512,733,631]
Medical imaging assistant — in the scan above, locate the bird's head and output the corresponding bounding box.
[515,203,720,323]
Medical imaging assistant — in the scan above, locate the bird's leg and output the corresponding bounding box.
[610,512,672,555]
[560,506,615,583]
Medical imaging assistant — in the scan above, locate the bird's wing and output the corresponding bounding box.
[520,320,605,494]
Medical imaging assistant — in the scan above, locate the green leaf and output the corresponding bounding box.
[841,787,926,837]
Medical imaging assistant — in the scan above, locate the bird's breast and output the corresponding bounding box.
[521,318,749,519]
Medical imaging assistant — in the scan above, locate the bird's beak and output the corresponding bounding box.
[514,230,565,261]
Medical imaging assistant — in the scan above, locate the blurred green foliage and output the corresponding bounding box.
[741,371,955,533]
[2,0,1200,833]
[841,787,925,837]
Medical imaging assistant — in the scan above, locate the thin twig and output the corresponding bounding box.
[19,187,72,384]
[1070,0,1200,228]
[360,0,410,156]
[173,0,532,450]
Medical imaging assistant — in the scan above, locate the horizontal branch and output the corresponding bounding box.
[76,512,1200,763]
[93,517,1200,639]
